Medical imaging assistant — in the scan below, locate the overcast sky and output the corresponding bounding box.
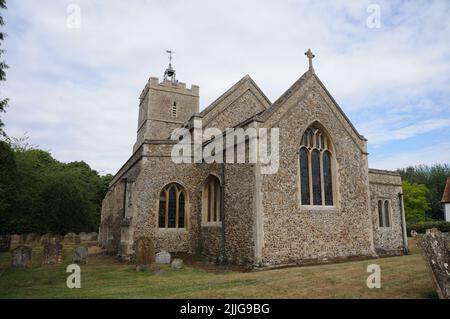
[2,0,450,175]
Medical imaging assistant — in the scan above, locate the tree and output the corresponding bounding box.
[0,0,8,137]
[398,164,450,219]
[402,181,431,223]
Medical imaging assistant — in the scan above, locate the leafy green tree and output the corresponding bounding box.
[398,164,450,219]
[0,0,8,137]
[0,139,112,234]
[402,181,431,223]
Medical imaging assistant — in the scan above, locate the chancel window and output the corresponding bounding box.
[299,124,334,206]
[159,183,186,229]
[378,199,391,228]
[202,175,222,224]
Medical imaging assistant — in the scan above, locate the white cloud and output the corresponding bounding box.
[369,142,450,170]
[2,0,450,173]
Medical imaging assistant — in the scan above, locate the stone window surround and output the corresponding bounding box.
[297,122,339,210]
[376,197,392,230]
[201,174,223,228]
[156,182,190,231]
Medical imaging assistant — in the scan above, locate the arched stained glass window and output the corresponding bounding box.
[311,150,322,205]
[299,124,334,206]
[323,151,333,206]
[158,183,187,229]
[299,148,310,205]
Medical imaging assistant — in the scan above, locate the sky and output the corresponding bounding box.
[2,0,450,175]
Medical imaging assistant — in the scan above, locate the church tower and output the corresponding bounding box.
[133,52,199,152]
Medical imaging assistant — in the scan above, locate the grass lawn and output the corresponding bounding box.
[0,239,436,299]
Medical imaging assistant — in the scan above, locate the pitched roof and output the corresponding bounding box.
[199,74,271,117]
[255,70,366,141]
[442,177,450,203]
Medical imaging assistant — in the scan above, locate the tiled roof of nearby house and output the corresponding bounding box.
[442,177,450,203]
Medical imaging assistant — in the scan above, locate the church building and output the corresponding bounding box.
[99,50,408,266]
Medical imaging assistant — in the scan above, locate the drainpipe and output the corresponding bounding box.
[398,192,409,255]
[220,163,226,263]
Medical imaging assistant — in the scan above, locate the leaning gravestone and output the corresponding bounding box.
[155,251,171,264]
[135,238,155,268]
[72,246,88,265]
[11,245,32,268]
[42,242,63,265]
[0,235,11,252]
[418,228,450,299]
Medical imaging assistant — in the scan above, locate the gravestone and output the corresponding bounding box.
[10,234,23,245]
[72,246,88,264]
[418,228,450,299]
[74,235,81,244]
[0,235,11,252]
[64,232,77,243]
[11,245,32,268]
[135,238,155,267]
[155,251,171,264]
[410,230,418,239]
[53,234,64,244]
[171,258,183,269]
[40,233,53,245]
[25,233,40,246]
[88,232,98,241]
[42,242,63,265]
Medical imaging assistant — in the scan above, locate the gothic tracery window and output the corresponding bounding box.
[299,124,334,206]
[159,183,186,229]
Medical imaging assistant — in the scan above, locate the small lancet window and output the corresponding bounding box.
[377,199,391,228]
[171,102,177,117]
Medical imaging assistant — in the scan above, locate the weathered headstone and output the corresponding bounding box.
[40,233,53,245]
[25,233,40,246]
[0,235,11,252]
[410,230,418,239]
[171,258,183,269]
[418,228,450,299]
[11,245,32,268]
[72,246,88,264]
[135,238,155,268]
[42,242,63,265]
[88,232,98,241]
[10,234,23,245]
[74,235,81,244]
[53,234,64,244]
[155,251,171,264]
[64,232,77,243]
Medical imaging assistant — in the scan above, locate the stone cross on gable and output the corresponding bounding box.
[305,48,315,73]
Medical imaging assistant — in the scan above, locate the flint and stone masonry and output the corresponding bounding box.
[99,53,408,266]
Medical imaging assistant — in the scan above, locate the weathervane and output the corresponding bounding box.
[164,49,177,84]
[305,48,315,73]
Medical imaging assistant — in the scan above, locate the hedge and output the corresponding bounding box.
[406,221,450,236]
